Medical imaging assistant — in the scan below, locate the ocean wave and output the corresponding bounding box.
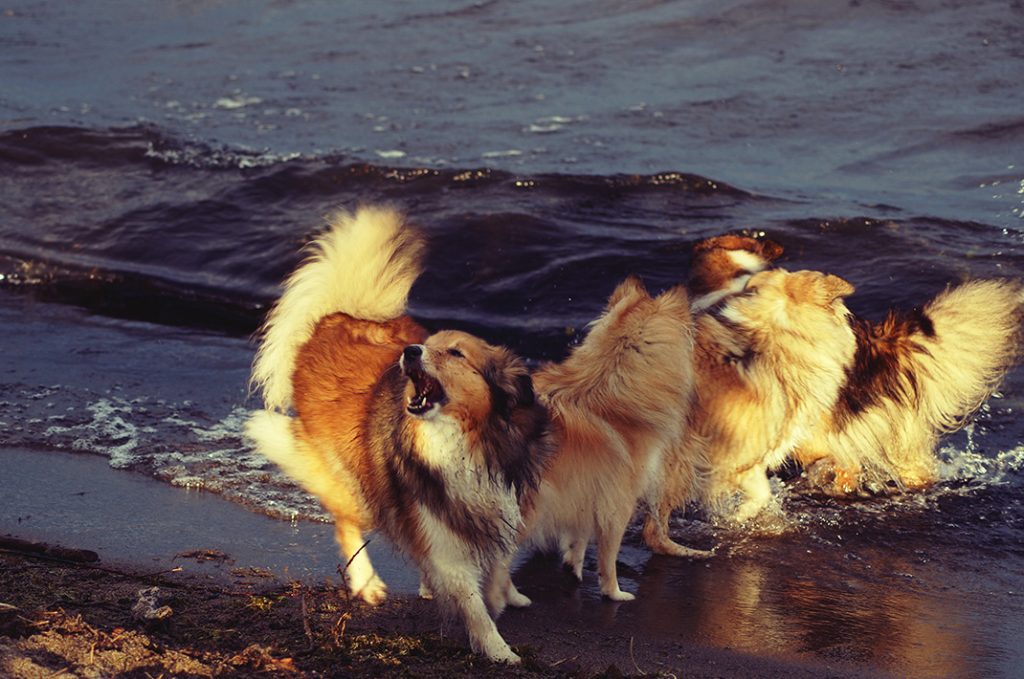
[0,254,264,336]
[0,124,751,193]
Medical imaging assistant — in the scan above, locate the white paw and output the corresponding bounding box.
[603,588,636,602]
[418,581,434,600]
[486,643,521,665]
[732,503,763,524]
[507,590,532,608]
[355,574,388,606]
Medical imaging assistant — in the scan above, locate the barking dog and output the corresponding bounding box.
[245,207,549,663]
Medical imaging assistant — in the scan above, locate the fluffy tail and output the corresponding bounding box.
[250,206,425,411]
[245,410,351,503]
[916,279,1024,431]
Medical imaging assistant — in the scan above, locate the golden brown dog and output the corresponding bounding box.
[688,234,784,312]
[681,234,1024,497]
[245,207,550,663]
[795,279,1024,494]
[645,268,857,535]
[520,276,710,601]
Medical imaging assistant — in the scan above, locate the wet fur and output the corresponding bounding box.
[646,268,857,529]
[687,235,1024,496]
[795,279,1024,493]
[245,207,550,664]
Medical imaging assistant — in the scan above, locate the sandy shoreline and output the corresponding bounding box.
[1,447,893,678]
[0,545,871,679]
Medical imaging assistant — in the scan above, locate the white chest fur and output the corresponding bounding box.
[414,414,522,539]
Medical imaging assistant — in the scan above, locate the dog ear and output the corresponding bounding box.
[607,275,647,308]
[657,284,693,319]
[484,350,535,417]
[822,274,855,301]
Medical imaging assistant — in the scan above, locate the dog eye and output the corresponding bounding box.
[447,348,464,358]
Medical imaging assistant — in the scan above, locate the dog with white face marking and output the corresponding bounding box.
[687,234,784,312]
[245,206,550,664]
[680,234,1024,498]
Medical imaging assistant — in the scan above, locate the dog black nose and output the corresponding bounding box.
[403,345,423,362]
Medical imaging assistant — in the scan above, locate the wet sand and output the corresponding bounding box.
[0,447,863,677]
[7,448,1022,677]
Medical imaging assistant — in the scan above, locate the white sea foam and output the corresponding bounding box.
[214,95,263,110]
[527,115,583,134]
[44,397,141,468]
[937,441,1024,486]
[35,394,327,521]
[482,149,523,158]
[143,143,302,169]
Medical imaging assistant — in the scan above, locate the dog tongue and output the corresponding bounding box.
[406,367,444,414]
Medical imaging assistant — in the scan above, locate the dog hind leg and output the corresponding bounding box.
[484,553,531,618]
[334,521,387,605]
[642,511,713,558]
[561,535,587,581]
[595,510,635,602]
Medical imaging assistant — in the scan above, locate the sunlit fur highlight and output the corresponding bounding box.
[795,279,1024,493]
[683,234,1024,497]
[250,205,425,411]
[649,269,857,526]
[520,277,710,602]
[244,208,550,664]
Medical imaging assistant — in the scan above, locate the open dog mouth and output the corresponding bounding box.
[404,362,446,416]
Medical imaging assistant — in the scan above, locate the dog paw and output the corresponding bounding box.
[603,588,636,602]
[681,546,715,560]
[507,590,532,608]
[657,539,715,560]
[562,561,584,582]
[356,575,388,606]
[487,645,521,665]
[480,635,520,664]
[418,581,434,600]
[731,502,765,524]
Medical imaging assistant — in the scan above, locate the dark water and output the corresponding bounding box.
[3,1,1024,676]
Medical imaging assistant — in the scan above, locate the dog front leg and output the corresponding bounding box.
[732,466,772,523]
[427,563,520,664]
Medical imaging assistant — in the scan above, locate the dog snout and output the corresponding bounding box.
[402,345,424,364]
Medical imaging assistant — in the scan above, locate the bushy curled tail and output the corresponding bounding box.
[917,279,1024,431]
[250,206,426,411]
